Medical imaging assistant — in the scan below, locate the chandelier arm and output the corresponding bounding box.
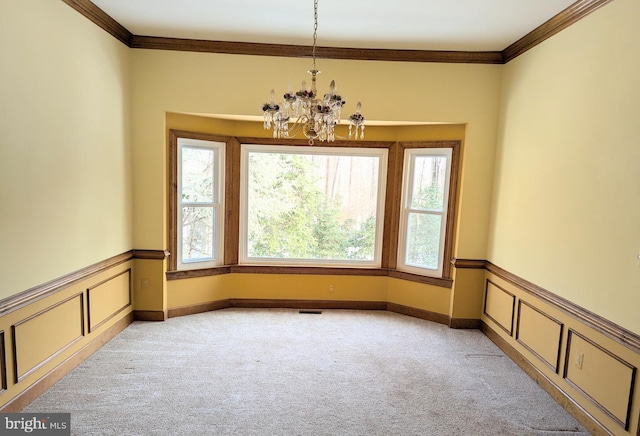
[289,118,305,137]
[261,0,364,144]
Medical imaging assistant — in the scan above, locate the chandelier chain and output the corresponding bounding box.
[261,0,365,143]
[312,0,318,71]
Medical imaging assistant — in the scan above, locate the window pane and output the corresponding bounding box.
[246,151,380,262]
[410,156,447,211]
[182,206,215,262]
[182,147,214,203]
[405,212,441,270]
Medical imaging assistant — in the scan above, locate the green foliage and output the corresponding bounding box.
[247,152,375,261]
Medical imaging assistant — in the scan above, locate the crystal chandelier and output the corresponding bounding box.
[262,0,365,144]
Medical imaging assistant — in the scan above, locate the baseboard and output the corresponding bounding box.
[133,310,168,321]
[449,318,482,329]
[229,298,387,311]
[386,302,450,326]
[168,300,231,318]
[481,322,612,436]
[167,299,387,318]
[166,299,483,329]
[2,313,133,413]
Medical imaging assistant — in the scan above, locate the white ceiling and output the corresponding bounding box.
[90,0,577,52]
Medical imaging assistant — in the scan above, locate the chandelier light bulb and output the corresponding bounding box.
[261,0,364,144]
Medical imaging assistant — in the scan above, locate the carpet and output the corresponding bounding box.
[23,308,589,435]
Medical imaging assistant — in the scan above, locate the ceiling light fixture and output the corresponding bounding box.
[262,0,365,144]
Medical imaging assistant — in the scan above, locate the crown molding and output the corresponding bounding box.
[502,0,614,62]
[61,0,132,46]
[62,0,612,64]
[130,36,504,64]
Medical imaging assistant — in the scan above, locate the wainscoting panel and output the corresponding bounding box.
[12,293,84,383]
[87,269,132,333]
[481,265,640,436]
[0,253,137,411]
[516,300,563,373]
[483,279,515,335]
[564,329,636,431]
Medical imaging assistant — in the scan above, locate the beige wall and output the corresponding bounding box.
[0,0,133,298]
[488,0,640,334]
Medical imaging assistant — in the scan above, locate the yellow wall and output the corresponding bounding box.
[488,0,640,334]
[133,52,501,317]
[167,274,450,318]
[2,0,636,334]
[132,51,502,261]
[0,0,133,298]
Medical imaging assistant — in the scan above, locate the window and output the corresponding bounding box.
[397,148,453,277]
[239,144,388,268]
[168,131,459,285]
[176,138,225,270]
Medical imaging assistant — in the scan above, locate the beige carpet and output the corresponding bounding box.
[24,309,589,435]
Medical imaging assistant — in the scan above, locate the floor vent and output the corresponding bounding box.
[299,310,323,314]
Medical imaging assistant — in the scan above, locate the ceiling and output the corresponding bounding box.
[89,0,578,52]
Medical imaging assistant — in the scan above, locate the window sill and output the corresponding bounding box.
[166,265,453,288]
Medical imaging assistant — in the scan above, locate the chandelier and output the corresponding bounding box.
[262,0,365,144]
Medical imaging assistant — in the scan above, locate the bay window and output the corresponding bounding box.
[168,130,459,285]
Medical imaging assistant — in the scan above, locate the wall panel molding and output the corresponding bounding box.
[12,293,85,383]
[87,269,132,333]
[563,329,636,431]
[0,332,6,395]
[483,279,515,336]
[482,322,612,436]
[516,300,564,373]
[0,314,132,413]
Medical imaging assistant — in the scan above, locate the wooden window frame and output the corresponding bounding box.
[168,131,460,285]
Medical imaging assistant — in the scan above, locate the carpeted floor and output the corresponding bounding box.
[24,309,589,435]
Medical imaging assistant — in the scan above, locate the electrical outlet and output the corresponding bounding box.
[328,284,334,293]
[141,278,150,289]
[575,351,584,370]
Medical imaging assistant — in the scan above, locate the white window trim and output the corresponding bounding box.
[397,148,452,278]
[176,138,225,270]
[239,143,388,268]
